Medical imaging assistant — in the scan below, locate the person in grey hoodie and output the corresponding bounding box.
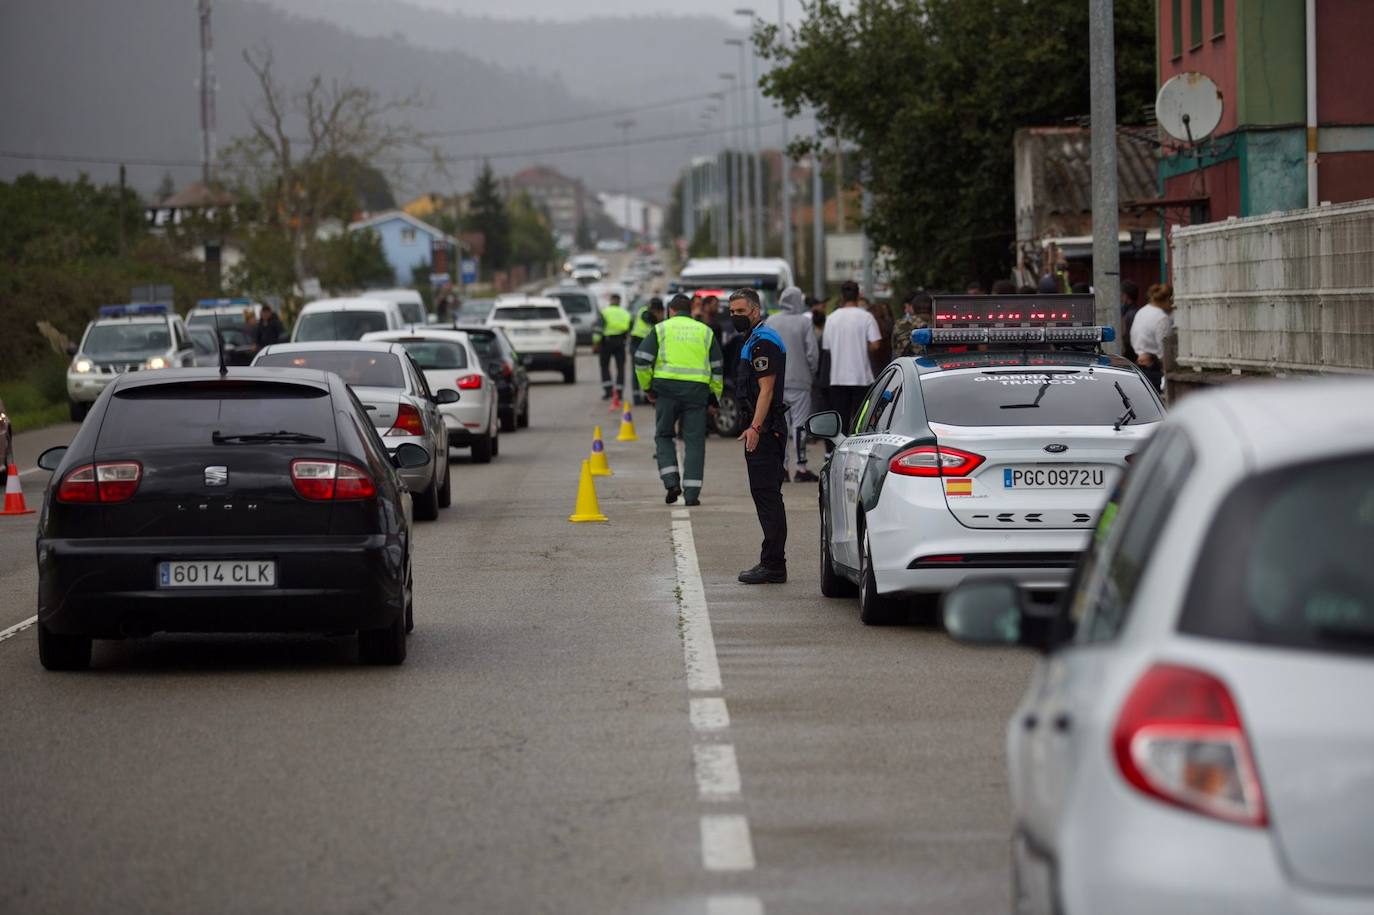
[765,285,821,482]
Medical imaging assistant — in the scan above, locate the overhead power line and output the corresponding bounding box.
[420,90,724,139]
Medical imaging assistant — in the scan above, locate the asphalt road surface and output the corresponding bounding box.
[0,349,1034,914]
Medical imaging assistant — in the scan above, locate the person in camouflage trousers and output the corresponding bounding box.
[891,291,931,357]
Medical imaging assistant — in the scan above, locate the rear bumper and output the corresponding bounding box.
[522,352,574,371]
[37,535,403,637]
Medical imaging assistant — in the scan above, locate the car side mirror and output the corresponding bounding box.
[804,410,843,440]
[392,442,430,469]
[942,579,1064,652]
[37,446,68,471]
[434,388,460,405]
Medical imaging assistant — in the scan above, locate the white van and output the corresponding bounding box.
[673,257,795,312]
[291,297,408,342]
[359,288,427,326]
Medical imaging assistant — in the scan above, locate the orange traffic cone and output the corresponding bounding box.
[2,463,36,516]
[588,426,612,476]
[608,388,622,414]
[568,460,608,523]
[615,408,639,442]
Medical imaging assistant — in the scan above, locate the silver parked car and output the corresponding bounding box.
[254,341,457,520]
[943,377,1374,915]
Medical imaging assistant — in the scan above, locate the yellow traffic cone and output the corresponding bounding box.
[568,459,608,523]
[588,426,613,476]
[615,408,639,442]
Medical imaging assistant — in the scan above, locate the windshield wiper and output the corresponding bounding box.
[1113,382,1136,431]
[212,430,327,445]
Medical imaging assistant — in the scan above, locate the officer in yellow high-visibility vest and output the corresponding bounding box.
[634,294,724,506]
[593,293,634,400]
[628,297,664,406]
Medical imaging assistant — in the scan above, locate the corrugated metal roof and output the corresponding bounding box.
[1016,127,1158,238]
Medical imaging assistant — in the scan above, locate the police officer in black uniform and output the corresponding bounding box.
[727,288,789,584]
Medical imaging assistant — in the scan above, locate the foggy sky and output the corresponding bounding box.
[330,0,790,25]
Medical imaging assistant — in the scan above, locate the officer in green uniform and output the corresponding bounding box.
[634,294,724,506]
[593,293,634,400]
[628,297,664,405]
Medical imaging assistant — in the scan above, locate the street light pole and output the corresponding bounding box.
[773,0,792,270]
[719,72,738,258]
[735,9,766,257]
[723,43,751,257]
[614,118,636,246]
[812,129,824,300]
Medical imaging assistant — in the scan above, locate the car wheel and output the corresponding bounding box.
[562,364,576,384]
[492,432,500,456]
[437,461,452,507]
[358,612,406,665]
[517,395,530,428]
[471,431,494,464]
[404,555,415,634]
[38,623,92,671]
[499,407,516,433]
[414,473,440,521]
[859,529,903,626]
[819,494,857,598]
[713,391,743,436]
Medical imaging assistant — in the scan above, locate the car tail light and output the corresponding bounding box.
[388,402,425,436]
[290,460,376,501]
[56,462,142,503]
[456,374,483,390]
[500,362,513,379]
[552,324,571,334]
[1113,664,1267,828]
[889,446,985,477]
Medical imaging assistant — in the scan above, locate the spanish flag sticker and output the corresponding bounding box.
[945,479,974,497]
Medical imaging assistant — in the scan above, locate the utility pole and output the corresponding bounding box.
[736,9,765,257]
[812,136,824,300]
[776,0,792,270]
[198,0,217,187]
[861,162,873,297]
[117,164,127,257]
[834,137,845,233]
[1089,0,1121,338]
[723,43,751,256]
[614,118,636,246]
[720,73,738,257]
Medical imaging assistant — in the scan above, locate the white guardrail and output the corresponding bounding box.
[1170,198,1374,374]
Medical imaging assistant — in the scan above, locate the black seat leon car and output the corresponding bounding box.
[34,367,429,670]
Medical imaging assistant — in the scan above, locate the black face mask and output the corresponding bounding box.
[730,314,753,334]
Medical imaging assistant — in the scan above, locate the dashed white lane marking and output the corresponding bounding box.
[672,509,691,520]
[707,897,765,915]
[700,815,757,871]
[693,744,742,800]
[690,697,730,732]
[671,519,721,693]
[0,615,38,644]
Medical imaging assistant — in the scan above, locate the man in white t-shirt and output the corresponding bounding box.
[1129,283,1174,393]
[821,280,882,433]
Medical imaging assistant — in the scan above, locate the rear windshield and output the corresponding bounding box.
[545,292,594,314]
[492,306,561,322]
[458,301,494,320]
[466,333,500,358]
[294,310,390,341]
[398,341,467,370]
[1180,453,1374,657]
[920,369,1162,427]
[256,350,405,388]
[84,323,170,357]
[396,302,427,325]
[102,384,332,448]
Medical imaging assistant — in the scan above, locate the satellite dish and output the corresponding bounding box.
[1156,72,1224,143]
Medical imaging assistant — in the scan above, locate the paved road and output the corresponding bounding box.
[0,350,1033,914]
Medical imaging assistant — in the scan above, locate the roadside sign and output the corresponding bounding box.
[825,233,896,298]
[460,259,478,285]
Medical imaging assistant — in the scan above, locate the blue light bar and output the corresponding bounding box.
[196,297,252,307]
[914,326,1113,346]
[98,303,170,317]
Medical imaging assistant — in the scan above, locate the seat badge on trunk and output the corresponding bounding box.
[205,465,229,486]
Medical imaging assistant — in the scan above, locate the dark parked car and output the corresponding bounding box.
[455,324,530,432]
[34,367,429,670]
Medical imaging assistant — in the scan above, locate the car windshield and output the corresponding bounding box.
[492,306,561,322]
[1180,453,1374,657]
[920,369,1163,427]
[545,292,594,314]
[294,310,390,341]
[458,300,494,320]
[398,341,467,370]
[188,328,218,356]
[256,350,405,388]
[83,323,170,357]
[396,302,426,325]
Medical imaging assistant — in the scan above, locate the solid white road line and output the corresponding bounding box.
[693,744,742,800]
[672,509,691,520]
[671,519,721,693]
[700,815,756,871]
[0,615,37,645]
[690,697,730,732]
[706,896,765,915]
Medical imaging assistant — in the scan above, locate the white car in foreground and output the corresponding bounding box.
[486,296,577,383]
[363,330,499,463]
[943,377,1374,915]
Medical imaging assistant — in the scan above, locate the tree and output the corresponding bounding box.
[575,213,594,251]
[758,0,1155,287]
[508,192,556,268]
[314,228,394,292]
[155,172,177,204]
[0,173,144,264]
[464,161,509,275]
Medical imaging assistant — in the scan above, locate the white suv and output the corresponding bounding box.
[486,296,577,384]
[66,304,193,420]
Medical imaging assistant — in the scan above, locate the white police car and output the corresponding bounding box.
[66,303,194,420]
[806,295,1165,625]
